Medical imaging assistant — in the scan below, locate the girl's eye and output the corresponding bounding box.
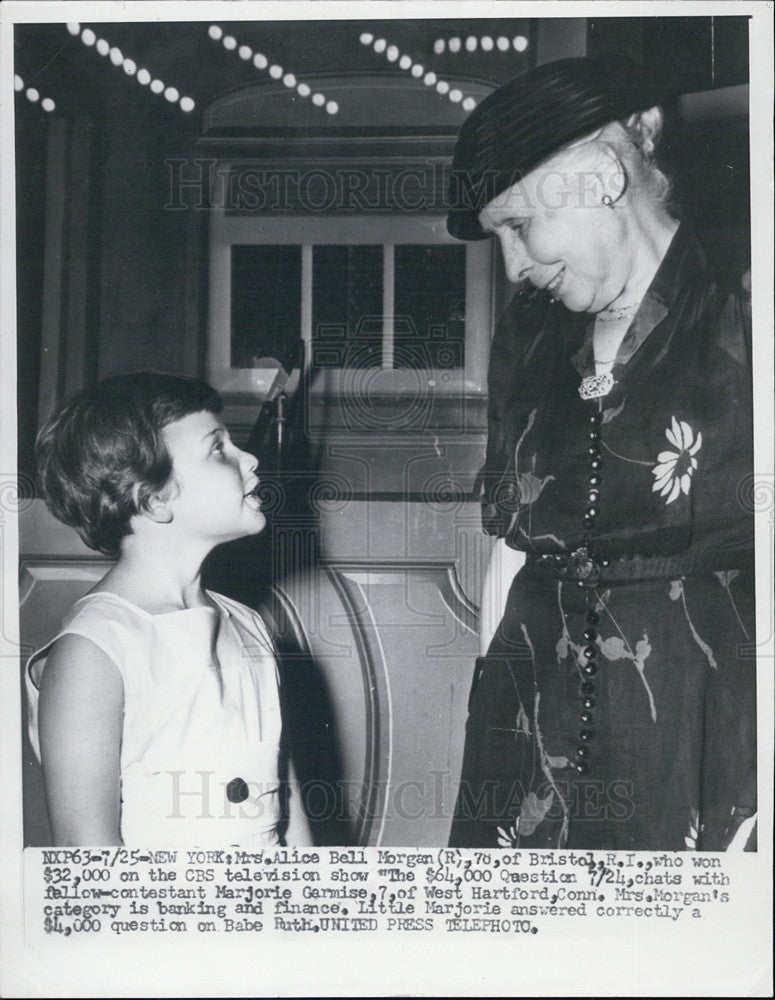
[212,440,225,456]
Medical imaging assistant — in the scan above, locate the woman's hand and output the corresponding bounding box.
[38,634,124,846]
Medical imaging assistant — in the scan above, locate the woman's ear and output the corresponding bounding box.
[132,483,173,524]
[596,142,628,206]
[626,106,664,157]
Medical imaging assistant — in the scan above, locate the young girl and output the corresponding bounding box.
[26,371,312,848]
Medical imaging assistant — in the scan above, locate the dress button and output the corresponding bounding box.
[589,457,602,470]
[581,696,596,710]
[583,645,597,660]
[583,662,598,677]
[583,627,597,641]
[586,611,600,625]
[226,777,250,804]
[589,473,601,487]
[579,728,594,742]
[576,745,590,758]
[580,711,593,725]
[575,760,591,775]
[588,489,599,503]
[580,681,595,696]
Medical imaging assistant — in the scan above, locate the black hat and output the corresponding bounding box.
[447,56,673,241]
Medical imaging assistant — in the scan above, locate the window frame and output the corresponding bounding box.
[207,161,493,400]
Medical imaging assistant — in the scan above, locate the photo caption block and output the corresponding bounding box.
[26,846,736,939]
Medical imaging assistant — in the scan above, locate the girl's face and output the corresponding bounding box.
[478,141,634,313]
[160,410,265,544]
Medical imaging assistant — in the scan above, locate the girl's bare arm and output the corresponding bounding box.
[38,634,124,846]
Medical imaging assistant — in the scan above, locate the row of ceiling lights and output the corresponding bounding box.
[14,75,56,112]
[18,23,527,120]
[359,33,477,110]
[66,23,196,112]
[433,34,529,54]
[207,24,339,115]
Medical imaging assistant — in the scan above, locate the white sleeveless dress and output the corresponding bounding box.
[27,590,283,847]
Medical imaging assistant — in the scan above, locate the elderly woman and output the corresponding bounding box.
[447,58,755,851]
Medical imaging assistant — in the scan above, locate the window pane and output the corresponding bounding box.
[231,245,302,369]
[312,245,383,369]
[394,245,466,369]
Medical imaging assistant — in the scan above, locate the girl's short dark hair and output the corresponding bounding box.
[36,371,223,556]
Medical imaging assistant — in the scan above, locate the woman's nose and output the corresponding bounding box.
[499,231,532,284]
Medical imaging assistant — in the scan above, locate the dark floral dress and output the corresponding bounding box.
[450,225,756,851]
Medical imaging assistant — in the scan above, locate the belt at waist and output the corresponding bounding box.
[525,546,753,585]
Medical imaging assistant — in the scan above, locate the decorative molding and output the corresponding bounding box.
[203,73,494,135]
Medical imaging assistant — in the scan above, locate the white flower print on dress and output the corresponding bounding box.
[651,416,702,504]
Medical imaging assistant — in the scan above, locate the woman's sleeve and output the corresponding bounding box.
[479,287,555,538]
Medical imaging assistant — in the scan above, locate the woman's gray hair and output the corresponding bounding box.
[599,107,674,213]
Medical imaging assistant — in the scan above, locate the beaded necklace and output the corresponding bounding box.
[572,399,606,774]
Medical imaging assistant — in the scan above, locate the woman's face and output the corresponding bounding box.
[478,140,634,313]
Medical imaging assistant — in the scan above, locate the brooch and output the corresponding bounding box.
[578,372,615,400]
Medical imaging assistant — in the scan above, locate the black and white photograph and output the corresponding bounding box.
[1,2,772,996]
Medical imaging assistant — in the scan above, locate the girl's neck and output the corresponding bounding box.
[96,541,211,614]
